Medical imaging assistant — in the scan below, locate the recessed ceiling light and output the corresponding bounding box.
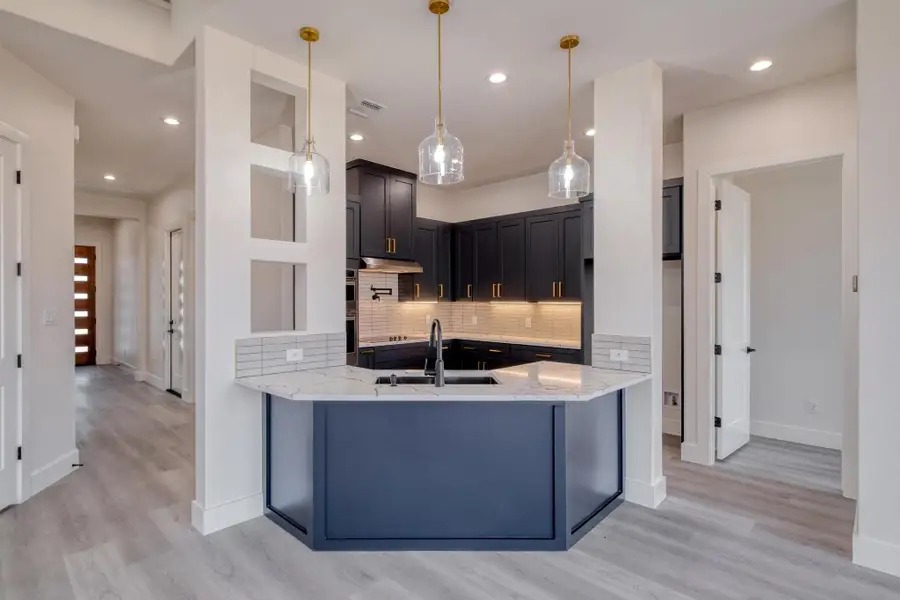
[162,116,180,126]
[488,72,507,84]
[750,59,773,72]
[103,174,116,181]
[349,133,364,142]
[585,128,596,137]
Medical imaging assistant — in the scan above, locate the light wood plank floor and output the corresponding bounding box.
[2,365,898,599]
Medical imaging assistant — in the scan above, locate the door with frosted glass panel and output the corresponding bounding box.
[74,245,96,366]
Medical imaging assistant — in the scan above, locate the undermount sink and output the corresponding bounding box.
[374,375,500,386]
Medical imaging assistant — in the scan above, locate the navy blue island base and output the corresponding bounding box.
[263,391,623,551]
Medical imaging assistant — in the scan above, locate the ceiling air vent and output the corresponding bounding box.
[360,98,386,112]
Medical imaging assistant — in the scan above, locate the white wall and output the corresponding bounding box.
[147,183,194,396]
[76,190,146,221]
[416,143,684,223]
[854,0,900,578]
[734,158,843,450]
[74,216,115,364]
[113,219,142,369]
[0,42,78,497]
[681,72,857,491]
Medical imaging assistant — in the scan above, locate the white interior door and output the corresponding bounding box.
[168,229,184,395]
[0,137,20,510]
[715,179,753,459]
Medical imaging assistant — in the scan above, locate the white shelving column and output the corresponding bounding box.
[192,26,346,535]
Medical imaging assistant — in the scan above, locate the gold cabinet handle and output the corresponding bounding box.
[558,281,563,297]
[552,281,557,298]
[463,346,476,351]
[535,353,552,359]
[386,237,390,253]
[438,284,444,299]
[415,283,420,298]
[467,284,472,298]
[488,349,502,354]
[497,283,502,298]
[360,349,375,355]
[393,238,397,253]
[441,345,449,350]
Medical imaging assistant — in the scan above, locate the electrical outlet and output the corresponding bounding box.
[43,309,58,326]
[525,317,533,329]
[610,349,629,362]
[286,348,303,363]
[807,400,819,414]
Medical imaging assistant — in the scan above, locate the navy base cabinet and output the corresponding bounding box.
[264,392,623,551]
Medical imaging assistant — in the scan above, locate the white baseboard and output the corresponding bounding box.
[751,420,842,450]
[142,372,166,392]
[30,449,80,497]
[854,532,900,578]
[680,442,714,465]
[625,475,667,509]
[191,494,263,536]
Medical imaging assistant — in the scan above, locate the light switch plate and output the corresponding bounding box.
[43,309,58,326]
[610,349,629,362]
[286,348,303,363]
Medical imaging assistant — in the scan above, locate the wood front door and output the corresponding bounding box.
[74,245,97,366]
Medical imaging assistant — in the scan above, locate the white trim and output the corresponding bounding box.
[751,420,842,450]
[0,120,29,143]
[191,494,263,535]
[854,533,900,579]
[142,371,166,392]
[680,442,712,466]
[689,142,857,500]
[624,475,667,508]
[29,449,79,497]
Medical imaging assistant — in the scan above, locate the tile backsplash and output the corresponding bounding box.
[235,332,346,378]
[359,272,581,344]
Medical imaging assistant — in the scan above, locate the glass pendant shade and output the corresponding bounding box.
[289,139,330,195]
[418,120,463,185]
[548,140,590,199]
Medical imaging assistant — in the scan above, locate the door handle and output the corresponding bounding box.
[552,282,557,298]
[745,347,757,354]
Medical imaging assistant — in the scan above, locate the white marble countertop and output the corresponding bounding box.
[235,361,649,402]
[358,334,581,350]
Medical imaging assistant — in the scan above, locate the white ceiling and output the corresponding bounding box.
[0,0,856,195]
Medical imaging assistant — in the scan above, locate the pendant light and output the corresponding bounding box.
[548,35,590,199]
[289,26,330,195]
[418,0,464,185]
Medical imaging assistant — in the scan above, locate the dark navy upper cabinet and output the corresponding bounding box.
[438,224,453,301]
[456,226,475,301]
[474,221,499,301]
[662,184,682,260]
[525,214,561,302]
[558,211,583,300]
[413,220,440,301]
[581,198,593,261]
[347,160,417,261]
[346,199,361,262]
[497,218,526,301]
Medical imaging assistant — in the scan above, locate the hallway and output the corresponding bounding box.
[1,366,898,599]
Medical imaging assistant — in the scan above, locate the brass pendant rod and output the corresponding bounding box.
[437,12,444,143]
[567,45,572,144]
[307,38,313,160]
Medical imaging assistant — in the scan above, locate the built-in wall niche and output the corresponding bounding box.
[250,261,308,333]
[250,80,305,153]
[251,164,307,243]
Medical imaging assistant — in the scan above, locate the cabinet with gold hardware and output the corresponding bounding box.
[347,159,417,261]
[410,218,453,302]
[525,208,583,302]
[455,225,475,302]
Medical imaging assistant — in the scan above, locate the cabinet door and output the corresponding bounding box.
[525,215,560,301]
[456,226,475,301]
[662,185,682,259]
[389,175,416,260]
[358,170,390,258]
[346,200,360,261]
[413,220,439,301]
[497,218,526,301]
[358,348,376,369]
[473,221,499,301]
[438,224,453,301]
[558,211,583,300]
[459,344,480,370]
[582,200,594,261]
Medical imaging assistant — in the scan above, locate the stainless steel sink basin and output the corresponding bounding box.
[374,375,500,386]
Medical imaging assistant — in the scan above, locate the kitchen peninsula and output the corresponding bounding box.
[236,361,649,551]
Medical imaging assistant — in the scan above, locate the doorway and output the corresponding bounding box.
[166,229,185,397]
[714,158,846,465]
[74,245,97,366]
[0,136,21,511]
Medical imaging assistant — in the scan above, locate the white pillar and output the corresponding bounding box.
[592,61,666,508]
[854,0,900,578]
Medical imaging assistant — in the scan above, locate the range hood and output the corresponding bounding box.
[361,257,423,274]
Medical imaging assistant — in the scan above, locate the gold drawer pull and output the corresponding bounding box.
[535,353,552,359]
[467,284,472,298]
[463,346,476,351]
[360,350,375,355]
[488,349,502,354]
[552,281,557,298]
[439,284,444,299]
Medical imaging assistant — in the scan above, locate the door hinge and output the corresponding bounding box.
[852,275,858,293]
[16,170,21,185]
[16,354,22,368]
[714,200,722,211]
[714,417,722,428]
[17,446,22,460]
[714,345,722,356]
[16,262,21,276]
[714,272,722,283]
